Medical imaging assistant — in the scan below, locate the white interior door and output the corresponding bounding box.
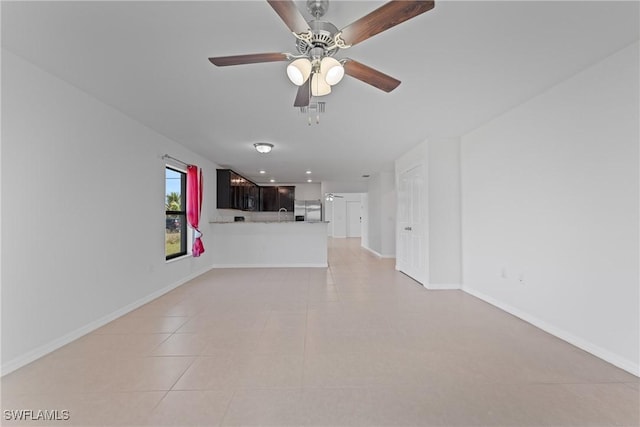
[346,201,361,237]
[397,165,426,284]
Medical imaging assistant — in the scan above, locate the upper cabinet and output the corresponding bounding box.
[259,185,295,212]
[259,186,279,212]
[278,186,295,211]
[217,169,258,211]
[217,169,295,212]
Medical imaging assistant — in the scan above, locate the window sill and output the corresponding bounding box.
[166,254,190,263]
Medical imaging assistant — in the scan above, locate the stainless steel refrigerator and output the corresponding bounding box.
[294,200,322,222]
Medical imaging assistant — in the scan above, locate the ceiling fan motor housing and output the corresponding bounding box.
[307,0,329,18]
[296,20,339,57]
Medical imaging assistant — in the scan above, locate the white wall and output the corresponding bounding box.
[290,182,321,200]
[1,50,219,373]
[380,173,396,256]
[366,179,381,251]
[361,194,369,249]
[332,198,348,237]
[321,180,368,195]
[460,42,639,375]
[364,173,396,257]
[428,138,462,286]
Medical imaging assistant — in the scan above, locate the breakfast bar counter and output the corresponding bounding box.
[209,221,328,268]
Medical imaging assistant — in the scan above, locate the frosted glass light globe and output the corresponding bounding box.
[286,58,312,86]
[320,57,345,86]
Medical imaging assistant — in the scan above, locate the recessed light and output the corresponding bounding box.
[259,170,266,174]
[269,179,275,183]
[307,179,312,183]
[306,170,312,174]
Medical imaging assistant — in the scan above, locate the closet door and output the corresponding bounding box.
[396,164,427,285]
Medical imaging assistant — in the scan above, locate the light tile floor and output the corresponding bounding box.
[2,238,638,426]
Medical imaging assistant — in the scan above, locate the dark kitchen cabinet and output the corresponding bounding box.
[278,186,295,211]
[218,169,294,212]
[217,169,258,211]
[259,185,295,212]
[260,186,279,212]
[245,182,259,211]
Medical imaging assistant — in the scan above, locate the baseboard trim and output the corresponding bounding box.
[463,285,640,377]
[1,267,211,377]
[211,263,328,268]
[426,283,462,290]
[361,245,395,259]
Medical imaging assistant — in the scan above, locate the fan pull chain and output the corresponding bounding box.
[301,100,325,125]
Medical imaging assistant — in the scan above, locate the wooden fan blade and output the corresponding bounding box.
[343,59,401,93]
[293,79,310,107]
[339,0,434,47]
[209,53,289,67]
[267,0,310,35]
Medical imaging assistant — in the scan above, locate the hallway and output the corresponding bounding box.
[2,238,638,426]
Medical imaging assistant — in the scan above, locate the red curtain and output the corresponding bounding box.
[187,165,205,257]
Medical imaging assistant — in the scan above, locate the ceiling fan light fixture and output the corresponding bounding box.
[320,57,344,86]
[254,142,274,154]
[286,58,312,86]
[210,0,435,121]
[311,73,331,96]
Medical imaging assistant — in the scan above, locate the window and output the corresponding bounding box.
[165,167,187,260]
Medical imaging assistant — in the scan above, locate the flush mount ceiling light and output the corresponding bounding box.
[209,0,434,117]
[254,143,274,154]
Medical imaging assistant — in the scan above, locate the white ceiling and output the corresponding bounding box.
[2,1,638,185]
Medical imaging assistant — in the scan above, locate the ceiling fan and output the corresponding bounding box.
[324,193,344,201]
[209,0,435,107]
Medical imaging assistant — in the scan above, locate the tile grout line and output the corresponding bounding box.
[302,280,311,390]
[218,388,238,427]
